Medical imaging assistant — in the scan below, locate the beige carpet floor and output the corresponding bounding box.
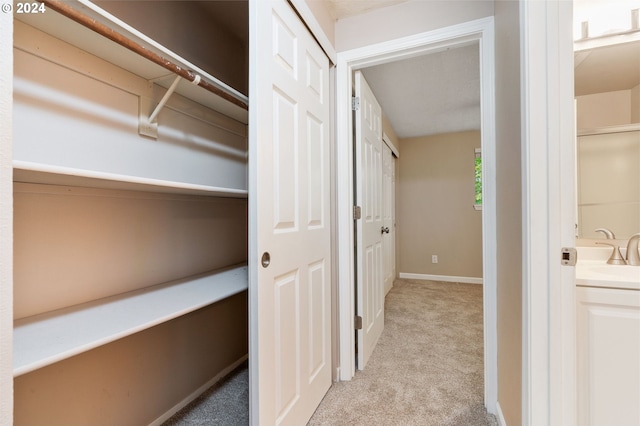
[164,278,496,425]
[307,278,497,426]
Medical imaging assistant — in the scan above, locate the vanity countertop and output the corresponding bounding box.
[576,247,640,290]
[576,261,640,290]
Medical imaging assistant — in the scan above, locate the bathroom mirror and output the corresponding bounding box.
[574,1,640,240]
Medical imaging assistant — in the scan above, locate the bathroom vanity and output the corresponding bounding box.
[576,248,640,425]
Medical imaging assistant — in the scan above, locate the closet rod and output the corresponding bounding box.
[40,0,249,111]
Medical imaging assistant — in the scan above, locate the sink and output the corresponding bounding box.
[588,265,640,281]
[576,261,640,290]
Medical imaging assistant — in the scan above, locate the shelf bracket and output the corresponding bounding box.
[139,74,200,138]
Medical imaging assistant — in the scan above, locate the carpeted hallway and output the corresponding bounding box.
[308,278,496,425]
[164,278,496,425]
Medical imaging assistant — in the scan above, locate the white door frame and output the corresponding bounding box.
[0,8,14,425]
[520,1,576,424]
[335,17,498,414]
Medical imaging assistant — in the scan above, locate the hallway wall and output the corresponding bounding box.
[494,1,523,424]
[397,131,482,279]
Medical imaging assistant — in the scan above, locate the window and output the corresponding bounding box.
[474,148,482,210]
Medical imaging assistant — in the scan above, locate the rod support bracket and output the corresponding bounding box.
[138,95,158,139]
[138,75,183,139]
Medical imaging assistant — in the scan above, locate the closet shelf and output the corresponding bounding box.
[13,264,248,377]
[13,161,248,198]
[16,0,248,124]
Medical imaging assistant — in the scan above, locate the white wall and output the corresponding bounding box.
[0,7,13,426]
[335,0,493,52]
[576,88,638,129]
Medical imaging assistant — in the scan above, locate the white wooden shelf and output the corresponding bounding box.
[16,0,248,124]
[13,161,248,198]
[14,264,248,377]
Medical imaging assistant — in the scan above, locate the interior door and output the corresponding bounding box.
[250,0,332,424]
[382,142,396,295]
[354,71,384,370]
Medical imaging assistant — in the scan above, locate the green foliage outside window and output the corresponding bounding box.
[475,151,482,206]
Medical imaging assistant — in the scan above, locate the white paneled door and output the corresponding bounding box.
[382,142,396,295]
[250,0,331,425]
[354,71,384,370]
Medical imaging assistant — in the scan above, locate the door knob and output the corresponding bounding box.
[381,227,389,234]
[261,252,271,268]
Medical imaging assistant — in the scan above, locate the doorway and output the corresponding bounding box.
[335,17,497,414]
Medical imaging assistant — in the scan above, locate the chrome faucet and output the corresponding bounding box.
[626,233,640,266]
[595,228,627,265]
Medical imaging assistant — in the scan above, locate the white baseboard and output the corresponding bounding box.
[148,354,248,426]
[399,272,483,285]
[495,401,507,426]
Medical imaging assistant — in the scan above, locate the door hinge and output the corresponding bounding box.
[354,315,363,330]
[352,96,360,111]
[561,247,577,266]
[353,205,362,220]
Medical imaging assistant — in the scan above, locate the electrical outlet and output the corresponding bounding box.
[432,255,438,264]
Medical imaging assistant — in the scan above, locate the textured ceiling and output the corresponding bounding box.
[361,43,481,139]
[322,1,481,139]
[323,0,408,19]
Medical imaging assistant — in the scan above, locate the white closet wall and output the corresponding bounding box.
[14,21,247,190]
[94,0,248,96]
[15,294,248,425]
[13,1,249,423]
[14,186,247,319]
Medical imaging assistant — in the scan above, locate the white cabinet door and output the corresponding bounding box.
[382,143,395,295]
[576,286,640,426]
[249,1,332,425]
[354,71,384,370]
